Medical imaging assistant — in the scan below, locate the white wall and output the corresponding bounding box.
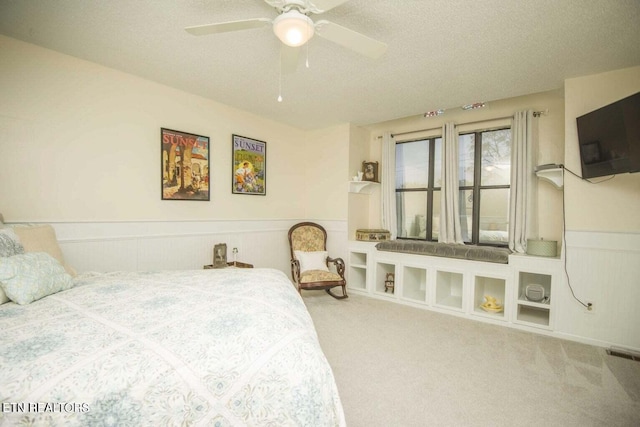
[0,35,350,276]
[361,89,566,244]
[303,123,350,221]
[556,66,640,350]
[564,66,640,232]
[347,124,372,239]
[0,35,309,222]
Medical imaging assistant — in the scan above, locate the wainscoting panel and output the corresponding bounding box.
[40,219,348,277]
[555,231,640,351]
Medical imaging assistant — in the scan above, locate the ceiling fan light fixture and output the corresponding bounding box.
[273,10,315,47]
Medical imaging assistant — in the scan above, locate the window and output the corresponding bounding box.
[395,128,511,246]
[459,128,511,245]
[395,137,441,241]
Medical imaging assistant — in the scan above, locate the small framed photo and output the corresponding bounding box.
[362,161,379,182]
[161,128,210,201]
[232,134,266,195]
[213,243,227,268]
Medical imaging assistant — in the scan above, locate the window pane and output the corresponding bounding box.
[396,191,428,238]
[433,138,442,187]
[481,129,511,186]
[479,188,510,244]
[458,134,475,186]
[458,189,474,243]
[432,190,440,241]
[396,140,428,189]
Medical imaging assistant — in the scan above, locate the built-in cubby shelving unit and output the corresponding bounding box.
[347,242,563,335]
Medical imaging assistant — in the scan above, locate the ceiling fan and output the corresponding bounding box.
[185,0,387,72]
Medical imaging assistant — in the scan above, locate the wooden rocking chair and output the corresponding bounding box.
[288,222,348,300]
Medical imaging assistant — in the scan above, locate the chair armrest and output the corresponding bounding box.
[327,257,345,277]
[290,259,301,282]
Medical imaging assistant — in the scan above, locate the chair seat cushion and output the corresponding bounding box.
[300,270,343,284]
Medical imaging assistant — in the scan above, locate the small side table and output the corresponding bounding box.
[204,261,253,269]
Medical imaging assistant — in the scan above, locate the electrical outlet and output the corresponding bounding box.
[585,301,595,313]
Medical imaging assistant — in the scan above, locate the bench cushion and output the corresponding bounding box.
[376,240,511,264]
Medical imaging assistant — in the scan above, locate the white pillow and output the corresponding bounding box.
[294,250,329,273]
[0,252,73,305]
[12,225,76,277]
[0,228,24,258]
[0,228,24,305]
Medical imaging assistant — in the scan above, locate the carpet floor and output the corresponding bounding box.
[303,291,640,427]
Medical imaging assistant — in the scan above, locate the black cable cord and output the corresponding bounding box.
[559,165,612,309]
[562,164,616,184]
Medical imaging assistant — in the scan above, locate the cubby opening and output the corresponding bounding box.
[375,262,396,294]
[435,270,464,309]
[348,265,367,290]
[474,275,506,318]
[518,271,551,304]
[402,266,427,302]
[517,305,550,326]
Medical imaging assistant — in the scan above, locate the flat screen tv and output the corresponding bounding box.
[576,91,640,179]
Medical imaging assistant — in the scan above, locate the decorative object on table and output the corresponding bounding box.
[352,171,364,181]
[161,128,210,201]
[362,161,379,182]
[480,295,503,313]
[384,272,395,293]
[232,134,266,195]
[213,243,227,268]
[526,238,558,257]
[356,229,390,241]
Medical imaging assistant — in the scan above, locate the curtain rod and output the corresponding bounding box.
[376,110,546,139]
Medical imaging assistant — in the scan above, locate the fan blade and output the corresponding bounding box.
[281,45,301,74]
[314,20,387,59]
[307,0,350,13]
[185,18,271,36]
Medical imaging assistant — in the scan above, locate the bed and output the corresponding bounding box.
[0,233,345,427]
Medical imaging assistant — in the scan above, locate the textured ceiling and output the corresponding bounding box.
[1,0,639,130]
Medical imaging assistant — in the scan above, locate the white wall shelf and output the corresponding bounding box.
[348,181,379,194]
[535,167,564,189]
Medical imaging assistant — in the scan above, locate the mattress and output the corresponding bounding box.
[0,268,345,426]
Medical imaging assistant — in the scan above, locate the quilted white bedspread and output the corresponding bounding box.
[0,268,345,426]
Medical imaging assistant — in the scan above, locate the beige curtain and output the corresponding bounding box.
[439,122,464,244]
[509,110,538,252]
[381,132,397,238]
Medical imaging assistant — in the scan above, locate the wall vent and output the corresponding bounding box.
[606,347,640,362]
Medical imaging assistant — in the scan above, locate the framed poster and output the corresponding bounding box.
[161,128,210,201]
[232,134,266,195]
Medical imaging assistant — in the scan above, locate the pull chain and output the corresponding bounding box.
[278,49,283,102]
